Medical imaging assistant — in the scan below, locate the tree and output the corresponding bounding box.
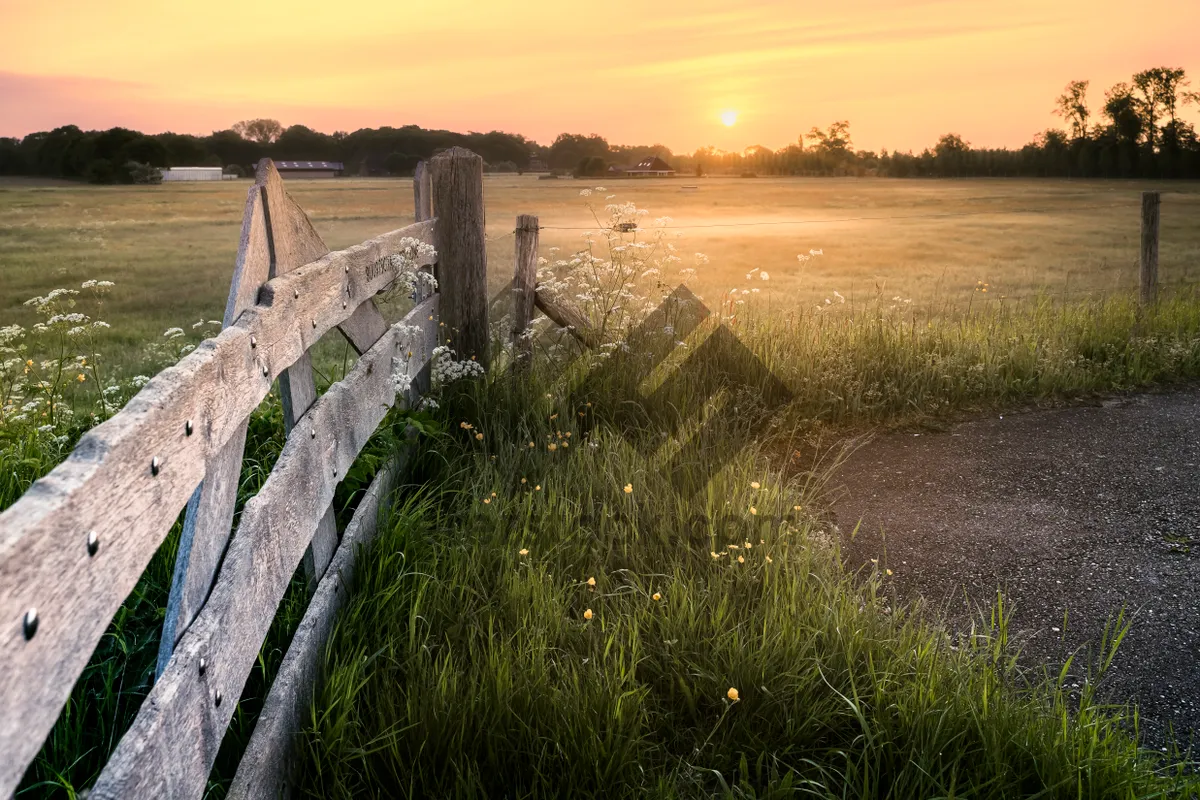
[206,129,264,173]
[1136,68,1190,154]
[1054,80,1091,139]
[573,156,608,178]
[126,161,163,184]
[154,132,207,166]
[274,125,338,160]
[232,118,283,145]
[805,121,852,155]
[1103,83,1143,145]
[383,151,419,175]
[934,133,971,176]
[549,133,608,171]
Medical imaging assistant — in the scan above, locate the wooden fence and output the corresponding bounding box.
[0,147,512,799]
[0,155,1174,798]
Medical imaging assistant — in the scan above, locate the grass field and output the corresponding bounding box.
[3,176,1200,369]
[6,176,1200,797]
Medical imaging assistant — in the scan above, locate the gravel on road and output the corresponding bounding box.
[832,389,1200,750]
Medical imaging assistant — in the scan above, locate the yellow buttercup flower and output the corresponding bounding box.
[737,555,745,564]
[535,484,541,491]
[587,576,596,587]
[727,687,739,702]
[623,483,633,494]
[77,374,86,382]
[886,569,894,576]
[519,548,529,556]
[583,608,593,620]
[483,497,491,504]
[652,592,661,601]
[475,432,484,441]
[749,507,757,515]
[750,481,760,489]
[547,443,557,451]
[521,478,527,484]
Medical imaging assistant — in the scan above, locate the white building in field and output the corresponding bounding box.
[161,167,223,182]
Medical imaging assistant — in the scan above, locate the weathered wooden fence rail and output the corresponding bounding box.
[0,147,489,798]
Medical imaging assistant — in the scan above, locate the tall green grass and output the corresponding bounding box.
[734,289,1200,429]
[296,357,1198,797]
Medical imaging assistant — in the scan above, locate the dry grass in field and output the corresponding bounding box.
[2,176,1199,368]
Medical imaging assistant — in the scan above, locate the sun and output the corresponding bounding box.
[721,110,739,127]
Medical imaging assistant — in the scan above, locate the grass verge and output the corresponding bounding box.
[296,359,1199,797]
[7,289,1200,796]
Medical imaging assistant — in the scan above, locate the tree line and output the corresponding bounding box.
[0,122,539,183]
[1,65,1196,183]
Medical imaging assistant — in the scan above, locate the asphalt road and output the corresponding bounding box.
[832,389,1200,750]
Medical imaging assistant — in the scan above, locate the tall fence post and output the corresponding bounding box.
[1140,191,1160,304]
[411,161,435,304]
[413,161,432,223]
[513,214,539,367]
[156,171,272,677]
[429,147,488,368]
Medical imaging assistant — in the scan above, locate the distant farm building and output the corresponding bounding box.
[273,161,345,179]
[624,156,676,177]
[527,158,549,173]
[161,167,223,182]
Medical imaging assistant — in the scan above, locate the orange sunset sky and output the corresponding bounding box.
[1,0,1197,153]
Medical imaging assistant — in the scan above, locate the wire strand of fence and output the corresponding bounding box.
[529,202,1139,232]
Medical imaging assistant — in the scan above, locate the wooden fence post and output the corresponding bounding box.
[411,161,435,304]
[430,147,488,368]
[255,162,341,592]
[161,158,344,677]
[156,175,271,676]
[413,161,432,223]
[1140,190,1160,304]
[513,214,539,366]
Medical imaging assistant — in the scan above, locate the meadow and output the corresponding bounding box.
[3,175,1200,368]
[6,175,1200,797]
